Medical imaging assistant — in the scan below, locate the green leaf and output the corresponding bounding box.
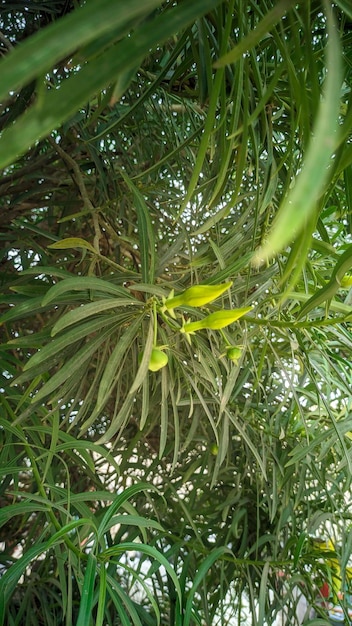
[41,276,131,306]
[51,299,140,336]
[23,317,117,371]
[120,171,155,285]
[0,0,223,169]
[0,543,49,622]
[128,314,155,395]
[253,4,342,264]
[334,0,352,18]
[298,245,352,318]
[159,366,169,458]
[214,0,298,67]
[96,483,158,542]
[0,519,91,622]
[95,317,142,411]
[105,575,143,626]
[0,296,47,323]
[95,563,107,626]
[257,561,270,626]
[29,329,113,404]
[76,553,97,626]
[184,547,231,626]
[48,237,97,254]
[94,393,134,445]
[0,502,49,525]
[177,1,235,215]
[0,0,164,104]
[102,542,182,608]
[304,621,333,626]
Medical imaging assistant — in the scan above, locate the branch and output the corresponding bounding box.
[46,135,102,254]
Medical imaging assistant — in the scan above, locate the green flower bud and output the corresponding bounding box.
[165,281,232,310]
[182,306,252,333]
[148,348,168,372]
[210,443,219,455]
[341,274,352,288]
[226,346,242,362]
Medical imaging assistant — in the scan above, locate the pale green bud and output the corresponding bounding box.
[341,274,352,288]
[165,281,232,310]
[226,346,242,362]
[148,348,168,372]
[182,307,252,333]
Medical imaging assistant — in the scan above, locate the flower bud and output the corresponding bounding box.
[182,306,252,333]
[226,346,242,362]
[165,281,232,310]
[341,274,352,288]
[148,348,168,372]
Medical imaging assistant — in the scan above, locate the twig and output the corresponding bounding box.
[47,135,102,253]
[0,31,14,53]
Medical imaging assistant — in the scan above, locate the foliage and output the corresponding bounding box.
[1,0,352,624]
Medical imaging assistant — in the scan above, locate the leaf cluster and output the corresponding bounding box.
[1,1,352,624]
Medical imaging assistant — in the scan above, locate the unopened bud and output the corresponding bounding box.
[148,348,168,372]
[226,346,242,362]
[165,281,232,310]
[182,307,252,333]
[341,274,352,288]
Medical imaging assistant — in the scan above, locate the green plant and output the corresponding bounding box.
[1,1,352,624]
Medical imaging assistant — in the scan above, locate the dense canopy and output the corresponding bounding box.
[1,1,352,624]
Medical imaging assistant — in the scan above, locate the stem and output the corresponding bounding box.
[153,299,158,346]
[25,443,84,560]
[157,306,182,332]
[220,329,231,346]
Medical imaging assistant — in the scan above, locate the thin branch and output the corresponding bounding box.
[46,135,102,253]
[0,31,14,53]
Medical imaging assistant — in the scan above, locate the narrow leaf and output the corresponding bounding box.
[128,315,155,395]
[23,317,117,371]
[42,277,131,306]
[0,0,164,104]
[51,300,139,336]
[120,171,155,284]
[32,329,112,403]
[96,317,142,409]
[214,0,297,67]
[76,553,97,626]
[48,237,97,254]
[0,0,223,168]
[298,245,352,318]
[184,547,231,626]
[253,5,341,264]
[96,483,158,541]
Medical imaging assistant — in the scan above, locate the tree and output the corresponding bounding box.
[1,1,352,624]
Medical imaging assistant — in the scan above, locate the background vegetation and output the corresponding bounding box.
[1,1,352,624]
